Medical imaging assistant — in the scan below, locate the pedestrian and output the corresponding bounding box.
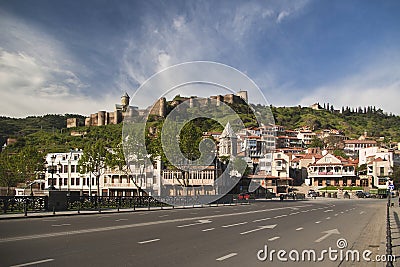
[398,197,400,207]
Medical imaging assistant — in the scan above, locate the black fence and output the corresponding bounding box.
[0,192,279,216]
[66,195,165,212]
[0,196,48,214]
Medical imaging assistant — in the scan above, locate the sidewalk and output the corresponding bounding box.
[340,199,392,267]
[389,198,400,265]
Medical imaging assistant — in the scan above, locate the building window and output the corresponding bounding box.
[71,165,76,173]
[76,178,80,186]
[83,178,86,186]
[64,178,67,185]
[63,165,68,173]
[71,178,75,186]
[380,167,385,176]
[59,178,62,186]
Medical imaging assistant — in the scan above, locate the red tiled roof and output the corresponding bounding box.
[344,140,377,144]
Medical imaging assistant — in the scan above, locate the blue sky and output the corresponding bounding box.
[1,0,400,117]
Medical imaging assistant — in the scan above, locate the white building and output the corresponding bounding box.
[358,147,393,166]
[44,151,158,196]
[218,122,238,157]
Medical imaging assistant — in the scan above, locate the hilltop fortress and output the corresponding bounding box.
[67,90,248,128]
[148,90,248,118]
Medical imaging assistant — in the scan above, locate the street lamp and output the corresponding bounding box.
[48,155,56,190]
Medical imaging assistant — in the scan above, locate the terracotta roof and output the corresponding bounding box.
[344,140,377,144]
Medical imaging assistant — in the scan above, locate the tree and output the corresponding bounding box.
[390,165,400,188]
[0,153,24,195]
[308,137,324,149]
[179,121,202,161]
[332,149,348,159]
[19,146,45,182]
[78,141,111,196]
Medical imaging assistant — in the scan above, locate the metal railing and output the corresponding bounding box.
[386,195,394,267]
[0,196,48,215]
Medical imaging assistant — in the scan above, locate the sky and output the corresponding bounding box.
[1,0,400,117]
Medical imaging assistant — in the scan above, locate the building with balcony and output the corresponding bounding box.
[307,153,358,187]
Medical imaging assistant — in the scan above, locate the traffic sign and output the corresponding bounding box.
[388,184,395,190]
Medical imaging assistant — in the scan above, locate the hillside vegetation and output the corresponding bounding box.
[1,104,400,154]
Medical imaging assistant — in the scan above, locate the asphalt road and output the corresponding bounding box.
[0,198,390,267]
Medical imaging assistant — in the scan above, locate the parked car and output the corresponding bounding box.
[308,189,318,198]
[355,191,367,198]
[238,193,250,200]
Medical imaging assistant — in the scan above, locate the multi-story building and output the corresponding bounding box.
[44,151,158,197]
[297,130,316,147]
[344,140,377,157]
[366,157,393,189]
[307,153,358,187]
[358,147,393,166]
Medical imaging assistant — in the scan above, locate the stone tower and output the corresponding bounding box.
[121,92,130,112]
[236,90,248,103]
[159,97,166,117]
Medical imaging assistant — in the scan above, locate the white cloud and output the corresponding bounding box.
[0,12,99,117]
[298,53,400,114]
[276,11,290,23]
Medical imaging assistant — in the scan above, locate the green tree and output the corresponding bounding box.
[78,141,111,196]
[0,153,24,195]
[179,121,202,161]
[308,137,324,149]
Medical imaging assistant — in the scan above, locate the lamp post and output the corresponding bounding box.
[48,155,57,190]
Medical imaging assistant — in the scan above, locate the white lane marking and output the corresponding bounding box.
[301,210,309,213]
[326,217,331,220]
[214,211,221,213]
[360,211,365,215]
[274,214,288,219]
[115,219,128,222]
[190,212,198,215]
[177,219,212,228]
[51,223,71,227]
[138,238,160,244]
[315,221,321,224]
[0,204,311,243]
[324,209,333,213]
[315,229,340,243]
[240,225,277,235]
[202,228,215,232]
[222,222,248,228]
[340,211,344,214]
[42,219,57,222]
[253,218,271,223]
[268,236,280,241]
[296,227,303,231]
[216,253,237,261]
[10,258,55,267]
[159,215,169,218]
[334,214,339,216]
[289,212,300,215]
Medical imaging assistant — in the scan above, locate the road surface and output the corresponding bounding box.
[0,198,390,267]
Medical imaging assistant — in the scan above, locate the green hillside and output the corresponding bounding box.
[266,105,400,141]
[1,104,400,154]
